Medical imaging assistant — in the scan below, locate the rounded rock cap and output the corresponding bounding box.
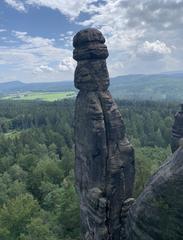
[73,28,108,61]
[73,28,105,48]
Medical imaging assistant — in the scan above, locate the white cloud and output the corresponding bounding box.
[2,0,183,78]
[4,0,99,19]
[13,31,55,47]
[0,31,75,82]
[77,0,183,75]
[59,31,74,48]
[139,40,172,57]
[59,57,76,72]
[4,0,26,12]
[35,65,54,73]
[77,0,145,58]
[106,29,145,52]
[27,0,95,19]
[0,29,7,33]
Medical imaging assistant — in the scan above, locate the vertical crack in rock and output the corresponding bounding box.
[98,94,111,239]
[73,28,135,240]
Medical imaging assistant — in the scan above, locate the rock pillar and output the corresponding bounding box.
[73,28,135,240]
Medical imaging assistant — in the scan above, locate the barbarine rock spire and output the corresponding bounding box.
[73,28,135,240]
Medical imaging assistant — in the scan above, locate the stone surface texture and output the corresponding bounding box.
[73,28,135,240]
[171,104,183,153]
[125,145,183,240]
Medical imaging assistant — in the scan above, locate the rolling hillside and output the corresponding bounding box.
[0,72,183,101]
[110,72,183,101]
[0,81,74,94]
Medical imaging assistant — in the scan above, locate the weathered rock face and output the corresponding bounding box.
[171,104,183,153]
[73,28,135,240]
[125,145,183,240]
[125,106,183,240]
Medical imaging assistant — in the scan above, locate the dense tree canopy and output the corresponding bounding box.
[0,99,177,239]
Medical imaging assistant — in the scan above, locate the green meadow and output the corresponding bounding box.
[1,91,76,102]
[4,130,21,139]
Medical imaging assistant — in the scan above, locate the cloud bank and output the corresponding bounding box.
[2,0,183,82]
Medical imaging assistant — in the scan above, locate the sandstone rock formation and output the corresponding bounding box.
[171,104,183,153]
[125,145,183,240]
[73,28,135,240]
[125,104,183,240]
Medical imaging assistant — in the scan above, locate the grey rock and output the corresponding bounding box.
[126,146,183,240]
[74,28,135,240]
[73,28,108,61]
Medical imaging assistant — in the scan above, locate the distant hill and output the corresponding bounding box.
[0,81,74,94]
[1,72,183,101]
[110,72,183,101]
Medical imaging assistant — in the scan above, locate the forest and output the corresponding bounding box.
[0,99,178,240]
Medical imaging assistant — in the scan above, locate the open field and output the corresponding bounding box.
[1,91,76,102]
[4,130,21,139]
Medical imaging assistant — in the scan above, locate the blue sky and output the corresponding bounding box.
[0,0,183,83]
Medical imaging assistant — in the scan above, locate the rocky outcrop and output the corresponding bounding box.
[73,28,135,240]
[125,145,183,240]
[171,104,183,153]
[125,105,183,240]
